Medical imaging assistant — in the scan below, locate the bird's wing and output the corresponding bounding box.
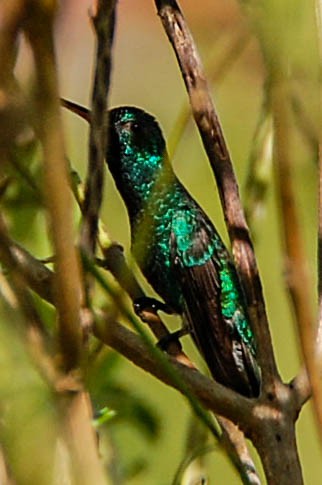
[170,209,260,397]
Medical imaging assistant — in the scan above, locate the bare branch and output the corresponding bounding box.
[291,368,311,410]
[315,0,322,429]
[24,2,83,370]
[0,216,46,332]
[61,98,91,123]
[0,218,304,483]
[217,416,261,485]
[93,314,252,425]
[0,228,253,430]
[62,391,109,485]
[80,0,117,257]
[154,0,279,392]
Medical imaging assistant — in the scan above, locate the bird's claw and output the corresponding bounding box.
[157,327,189,351]
[133,296,174,316]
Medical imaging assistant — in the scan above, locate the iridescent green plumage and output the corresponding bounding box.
[106,106,260,397]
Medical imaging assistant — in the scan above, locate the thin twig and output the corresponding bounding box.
[100,244,192,364]
[217,416,261,485]
[80,0,117,257]
[0,229,252,430]
[155,0,279,390]
[94,313,252,425]
[86,255,265,484]
[0,215,46,333]
[0,233,55,304]
[61,98,91,122]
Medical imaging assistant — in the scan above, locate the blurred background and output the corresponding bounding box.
[8,0,321,483]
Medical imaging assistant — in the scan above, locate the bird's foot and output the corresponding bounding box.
[133,296,174,317]
[157,327,189,351]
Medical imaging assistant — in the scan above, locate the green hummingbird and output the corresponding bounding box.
[106,106,260,397]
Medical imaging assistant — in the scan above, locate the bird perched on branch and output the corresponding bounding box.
[106,106,260,397]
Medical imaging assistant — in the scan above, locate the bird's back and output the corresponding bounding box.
[132,179,260,397]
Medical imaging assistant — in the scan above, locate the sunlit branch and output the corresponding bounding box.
[155,0,278,391]
[24,2,83,371]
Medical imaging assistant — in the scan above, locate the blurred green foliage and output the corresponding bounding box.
[0,0,320,483]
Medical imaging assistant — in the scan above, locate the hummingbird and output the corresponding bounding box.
[106,106,260,398]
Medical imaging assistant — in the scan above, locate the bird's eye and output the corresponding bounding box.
[119,120,140,134]
[119,121,132,131]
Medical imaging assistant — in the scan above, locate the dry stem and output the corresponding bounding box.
[80,0,117,256]
[155,0,279,391]
[24,1,82,370]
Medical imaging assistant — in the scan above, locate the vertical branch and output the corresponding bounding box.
[25,3,82,371]
[155,0,279,389]
[80,0,117,257]
[23,4,109,482]
[61,390,111,485]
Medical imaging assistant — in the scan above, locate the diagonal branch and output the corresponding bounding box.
[154,0,279,391]
[94,314,252,425]
[0,228,253,427]
[0,213,304,483]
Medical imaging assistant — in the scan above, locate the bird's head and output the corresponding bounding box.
[107,106,166,172]
[106,106,171,207]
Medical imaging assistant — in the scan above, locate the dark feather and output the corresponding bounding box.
[170,213,260,397]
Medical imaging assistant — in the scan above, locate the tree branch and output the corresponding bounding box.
[94,314,252,424]
[80,0,117,257]
[0,217,305,483]
[24,1,83,371]
[154,0,279,391]
[0,227,253,425]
